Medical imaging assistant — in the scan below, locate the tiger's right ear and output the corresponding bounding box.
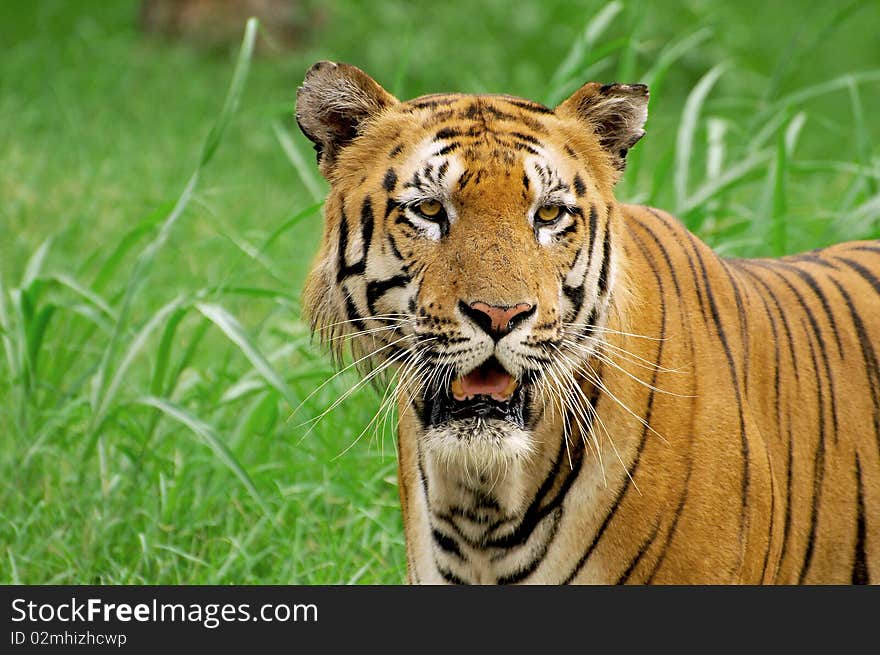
[295,61,398,177]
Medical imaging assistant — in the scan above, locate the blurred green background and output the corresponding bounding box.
[1,0,878,583]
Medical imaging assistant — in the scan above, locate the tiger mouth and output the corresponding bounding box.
[422,357,530,428]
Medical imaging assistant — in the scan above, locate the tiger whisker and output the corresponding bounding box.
[563,349,671,447]
[550,350,630,492]
[561,339,694,398]
[289,332,418,420]
[317,313,414,331]
[562,322,667,342]
[339,348,427,460]
[327,323,407,342]
[562,334,685,374]
[547,357,605,482]
[297,338,435,438]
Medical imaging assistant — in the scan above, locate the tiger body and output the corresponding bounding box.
[296,61,880,584]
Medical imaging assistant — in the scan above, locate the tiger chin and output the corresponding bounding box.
[294,60,879,584]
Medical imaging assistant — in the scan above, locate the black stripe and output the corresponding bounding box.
[785,253,839,270]
[631,216,682,296]
[737,264,801,386]
[686,233,750,573]
[747,261,840,444]
[560,206,598,320]
[366,275,410,314]
[485,393,595,551]
[336,198,374,282]
[787,265,845,357]
[495,508,563,585]
[435,127,461,140]
[561,230,666,584]
[852,455,870,584]
[796,330,826,584]
[587,204,599,262]
[343,294,365,332]
[720,261,750,384]
[432,529,464,560]
[616,520,662,584]
[562,281,586,319]
[644,459,692,583]
[384,197,399,219]
[409,96,457,109]
[509,131,541,145]
[827,278,880,449]
[556,220,579,240]
[849,244,880,255]
[647,208,709,322]
[738,263,802,578]
[834,255,880,294]
[437,565,467,585]
[573,174,586,198]
[382,167,397,192]
[437,142,461,156]
[737,276,782,583]
[597,223,612,296]
[632,215,694,584]
[500,97,554,114]
[510,141,541,156]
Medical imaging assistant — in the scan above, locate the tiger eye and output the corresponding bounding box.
[418,199,443,218]
[536,205,562,222]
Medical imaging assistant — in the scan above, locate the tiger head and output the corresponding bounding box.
[296,61,648,470]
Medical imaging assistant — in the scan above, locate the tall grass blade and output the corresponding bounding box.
[642,27,713,99]
[137,395,272,519]
[47,274,116,320]
[259,202,323,254]
[847,78,878,196]
[93,297,188,431]
[0,274,17,379]
[771,129,789,256]
[199,18,258,166]
[25,304,55,379]
[20,237,52,290]
[754,70,880,128]
[545,1,623,105]
[195,302,297,408]
[87,20,258,446]
[90,206,172,293]
[683,149,771,215]
[273,122,325,202]
[675,63,727,214]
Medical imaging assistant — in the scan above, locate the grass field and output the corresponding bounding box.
[1,0,878,584]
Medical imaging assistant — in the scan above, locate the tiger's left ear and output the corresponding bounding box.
[556,82,649,171]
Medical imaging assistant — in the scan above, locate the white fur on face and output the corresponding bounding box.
[522,151,579,247]
[395,137,465,241]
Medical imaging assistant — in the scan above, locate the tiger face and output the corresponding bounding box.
[296,61,647,467]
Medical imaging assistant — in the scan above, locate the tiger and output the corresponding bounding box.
[294,60,880,584]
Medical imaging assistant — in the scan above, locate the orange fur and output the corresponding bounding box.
[296,61,879,584]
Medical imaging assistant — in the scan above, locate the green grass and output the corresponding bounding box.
[1,0,878,584]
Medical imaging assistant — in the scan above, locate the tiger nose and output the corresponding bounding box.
[460,301,536,339]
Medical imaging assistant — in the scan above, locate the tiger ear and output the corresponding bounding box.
[295,61,398,177]
[556,82,649,171]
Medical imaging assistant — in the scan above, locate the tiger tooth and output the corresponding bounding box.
[491,375,518,402]
[504,376,518,397]
[451,378,467,401]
